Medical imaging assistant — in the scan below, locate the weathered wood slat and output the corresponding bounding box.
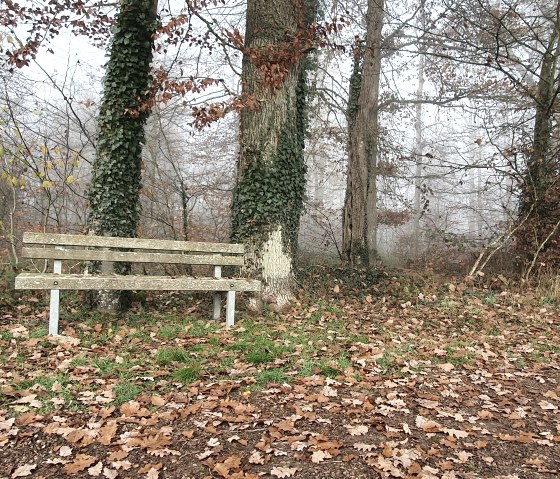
[21,247,245,266]
[17,232,260,333]
[22,232,245,254]
[15,273,262,292]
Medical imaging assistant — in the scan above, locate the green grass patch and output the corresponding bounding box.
[0,332,14,341]
[155,348,191,365]
[254,368,288,387]
[531,340,560,354]
[11,374,78,412]
[236,336,291,365]
[127,329,151,341]
[29,326,48,338]
[187,320,219,337]
[113,381,142,406]
[216,356,235,373]
[173,365,201,384]
[297,358,343,378]
[376,350,400,375]
[156,324,183,340]
[482,293,497,307]
[93,357,117,375]
[68,356,88,368]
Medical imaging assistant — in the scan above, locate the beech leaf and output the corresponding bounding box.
[11,464,37,478]
[271,466,297,478]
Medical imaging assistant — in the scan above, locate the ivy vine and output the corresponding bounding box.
[231,57,312,257]
[346,46,363,128]
[88,0,158,239]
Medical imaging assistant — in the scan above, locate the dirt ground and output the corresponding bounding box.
[1,272,559,478]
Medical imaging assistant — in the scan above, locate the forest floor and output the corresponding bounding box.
[0,267,559,479]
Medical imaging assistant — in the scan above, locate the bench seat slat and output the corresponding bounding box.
[23,232,244,255]
[21,247,245,266]
[15,273,261,292]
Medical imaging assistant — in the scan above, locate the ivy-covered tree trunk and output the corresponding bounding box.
[521,28,558,214]
[231,0,316,309]
[517,23,560,269]
[342,0,384,266]
[88,0,158,310]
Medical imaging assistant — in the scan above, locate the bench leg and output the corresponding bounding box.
[213,293,222,320]
[213,265,222,320]
[49,258,62,336]
[226,291,235,329]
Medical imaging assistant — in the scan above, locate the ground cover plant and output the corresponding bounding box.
[0,269,559,478]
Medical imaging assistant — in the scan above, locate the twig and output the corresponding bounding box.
[523,218,560,280]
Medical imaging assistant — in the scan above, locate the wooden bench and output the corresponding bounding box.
[15,232,261,335]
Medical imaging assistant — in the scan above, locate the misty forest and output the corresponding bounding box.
[0,1,559,478]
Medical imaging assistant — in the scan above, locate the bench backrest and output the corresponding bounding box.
[21,232,245,267]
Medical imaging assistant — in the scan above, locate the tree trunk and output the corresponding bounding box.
[342,0,384,266]
[522,27,559,214]
[412,50,425,258]
[231,0,316,309]
[87,0,158,310]
[516,17,560,269]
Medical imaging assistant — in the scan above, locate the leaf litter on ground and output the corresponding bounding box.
[0,271,559,478]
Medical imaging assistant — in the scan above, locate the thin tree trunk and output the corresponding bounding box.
[342,0,384,266]
[412,51,425,258]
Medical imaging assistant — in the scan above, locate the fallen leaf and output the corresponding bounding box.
[49,335,80,346]
[498,432,534,443]
[151,395,166,407]
[98,422,118,446]
[539,401,558,411]
[345,424,368,436]
[311,450,332,463]
[64,454,97,474]
[11,464,37,478]
[477,410,494,420]
[322,385,338,397]
[108,450,128,461]
[88,462,103,476]
[444,428,469,439]
[271,466,297,478]
[416,415,443,433]
[353,443,375,451]
[103,468,118,479]
[139,464,163,473]
[111,460,132,470]
[213,462,230,477]
[59,446,73,457]
[197,450,214,460]
[146,468,159,479]
[207,437,220,447]
[408,462,422,474]
[372,455,402,476]
[249,451,265,465]
[437,362,455,372]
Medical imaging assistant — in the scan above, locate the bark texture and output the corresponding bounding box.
[342,0,384,266]
[231,0,316,308]
[516,14,560,269]
[522,27,559,214]
[87,0,158,310]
